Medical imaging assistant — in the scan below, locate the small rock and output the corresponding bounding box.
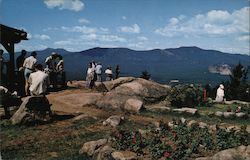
[48,152,59,158]
[146,105,171,112]
[111,151,137,160]
[223,112,235,118]
[235,112,247,118]
[180,117,186,124]
[214,111,223,117]
[95,145,115,160]
[79,139,107,156]
[226,126,241,132]
[153,121,161,128]
[103,115,124,127]
[208,124,217,132]
[124,98,143,113]
[187,120,197,128]
[199,122,208,129]
[173,107,197,115]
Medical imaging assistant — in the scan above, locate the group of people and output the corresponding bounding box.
[85,61,120,89]
[16,50,65,96]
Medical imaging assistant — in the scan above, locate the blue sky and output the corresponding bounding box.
[1,0,249,55]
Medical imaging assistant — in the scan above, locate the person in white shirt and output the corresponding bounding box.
[86,63,95,89]
[105,66,113,81]
[95,62,102,82]
[45,52,58,89]
[23,51,37,96]
[28,64,49,96]
[215,84,225,102]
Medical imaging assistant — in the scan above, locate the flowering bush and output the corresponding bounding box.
[111,120,250,159]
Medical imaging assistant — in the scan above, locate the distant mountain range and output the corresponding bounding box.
[13,46,250,85]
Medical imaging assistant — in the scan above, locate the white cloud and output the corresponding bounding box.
[34,34,51,40]
[81,34,126,42]
[54,40,74,45]
[62,26,97,34]
[137,36,148,41]
[155,7,250,37]
[44,0,84,12]
[128,42,145,49]
[78,18,90,24]
[122,16,127,20]
[118,24,141,33]
[236,35,250,42]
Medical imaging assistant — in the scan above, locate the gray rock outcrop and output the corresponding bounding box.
[196,145,250,160]
[79,139,107,156]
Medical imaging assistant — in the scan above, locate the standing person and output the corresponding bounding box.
[0,49,5,85]
[56,55,65,87]
[115,65,120,79]
[16,50,27,96]
[45,52,57,89]
[86,63,95,89]
[28,64,49,96]
[215,84,225,102]
[23,51,37,96]
[95,62,102,82]
[105,66,113,81]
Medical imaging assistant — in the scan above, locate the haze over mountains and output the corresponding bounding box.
[15,46,250,85]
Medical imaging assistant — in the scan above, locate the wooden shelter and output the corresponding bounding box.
[0,24,28,89]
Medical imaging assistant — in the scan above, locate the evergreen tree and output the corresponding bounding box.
[140,70,151,80]
[227,63,249,101]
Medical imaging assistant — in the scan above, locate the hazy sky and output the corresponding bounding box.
[1,0,249,55]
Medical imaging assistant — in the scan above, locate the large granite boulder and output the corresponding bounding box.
[96,78,170,110]
[103,77,136,91]
[11,96,51,125]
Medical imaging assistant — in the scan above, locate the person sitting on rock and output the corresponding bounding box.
[215,84,225,102]
[28,64,49,96]
[105,66,113,81]
[0,86,21,118]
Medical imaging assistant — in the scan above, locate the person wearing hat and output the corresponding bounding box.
[215,84,225,102]
[45,52,58,89]
[105,66,113,81]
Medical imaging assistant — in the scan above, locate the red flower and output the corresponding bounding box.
[164,152,171,158]
[132,135,137,144]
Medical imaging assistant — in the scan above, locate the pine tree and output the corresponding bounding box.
[227,63,249,101]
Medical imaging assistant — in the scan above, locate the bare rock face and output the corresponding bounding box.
[111,151,137,160]
[11,96,51,125]
[79,139,107,156]
[196,145,250,160]
[124,98,143,113]
[96,78,170,110]
[103,77,136,91]
[103,115,124,127]
[114,78,170,103]
[67,81,86,88]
